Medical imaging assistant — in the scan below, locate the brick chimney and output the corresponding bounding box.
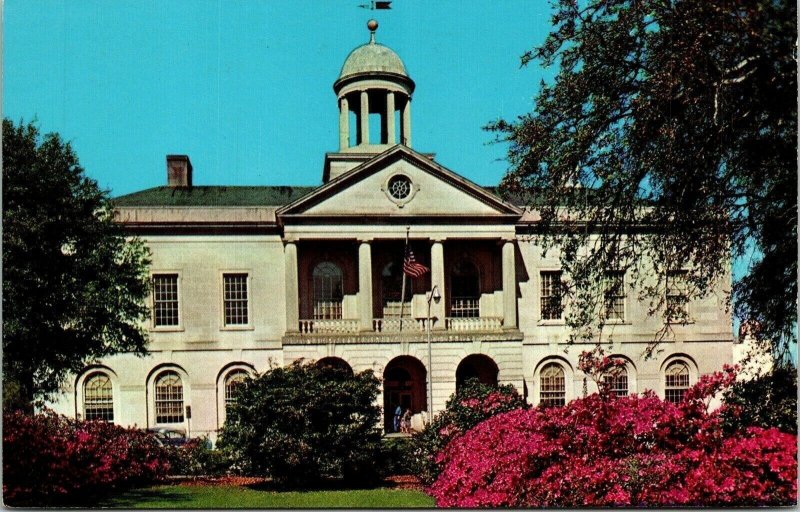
[166,155,193,188]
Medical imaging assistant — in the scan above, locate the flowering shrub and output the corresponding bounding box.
[430,367,797,507]
[3,411,170,506]
[411,379,528,484]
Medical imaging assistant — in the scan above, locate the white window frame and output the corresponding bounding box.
[216,365,254,428]
[76,368,118,423]
[603,270,627,323]
[666,269,692,323]
[660,356,697,404]
[150,271,183,331]
[149,367,190,427]
[539,269,564,323]
[220,271,253,330]
[534,359,572,406]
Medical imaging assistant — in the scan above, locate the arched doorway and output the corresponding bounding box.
[316,357,353,375]
[383,356,427,433]
[456,354,499,390]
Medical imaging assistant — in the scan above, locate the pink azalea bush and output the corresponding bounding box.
[430,366,797,507]
[411,379,528,484]
[3,411,170,506]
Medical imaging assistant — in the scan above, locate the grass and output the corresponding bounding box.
[99,485,435,509]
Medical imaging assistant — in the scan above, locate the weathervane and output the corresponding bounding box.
[358,1,392,10]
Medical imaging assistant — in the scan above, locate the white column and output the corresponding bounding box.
[360,90,369,145]
[386,91,396,145]
[358,241,374,332]
[502,240,517,329]
[284,242,299,333]
[401,98,412,147]
[339,96,349,150]
[430,240,445,330]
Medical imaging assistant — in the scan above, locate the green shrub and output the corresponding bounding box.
[166,438,231,476]
[217,361,383,488]
[411,379,528,485]
[382,436,415,475]
[721,365,797,434]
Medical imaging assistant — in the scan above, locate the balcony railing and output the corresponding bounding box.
[445,316,503,331]
[373,318,432,332]
[298,319,359,334]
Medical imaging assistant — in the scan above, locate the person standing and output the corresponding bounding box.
[393,404,402,432]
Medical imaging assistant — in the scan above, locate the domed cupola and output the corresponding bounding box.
[333,20,415,152]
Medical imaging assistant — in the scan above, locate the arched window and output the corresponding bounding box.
[540,363,566,406]
[603,367,629,397]
[155,371,184,423]
[224,370,249,411]
[313,262,343,319]
[84,372,113,421]
[451,259,480,318]
[664,361,690,403]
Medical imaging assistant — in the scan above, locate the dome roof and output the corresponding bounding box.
[338,41,408,80]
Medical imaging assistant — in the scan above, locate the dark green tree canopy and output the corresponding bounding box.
[3,119,151,409]
[492,1,796,355]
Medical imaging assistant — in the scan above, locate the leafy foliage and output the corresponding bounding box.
[216,361,383,488]
[491,1,796,352]
[2,119,152,409]
[3,411,170,506]
[721,365,798,434]
[381,437,416,476]
[430,368,797,507]
[165,437,232,476]
[411,379,528,485]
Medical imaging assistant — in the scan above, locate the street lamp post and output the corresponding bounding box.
[426,285,441,422]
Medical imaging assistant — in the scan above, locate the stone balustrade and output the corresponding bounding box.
[445,316,504,332]
[298,319,359,334]
[373,317,430,332]
[296,316,503,335]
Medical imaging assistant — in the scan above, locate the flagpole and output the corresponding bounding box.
[399,226,410,331]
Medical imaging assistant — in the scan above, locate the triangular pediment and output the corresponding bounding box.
[277,146,522,220]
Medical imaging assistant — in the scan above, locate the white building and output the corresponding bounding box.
[48,22,733,439]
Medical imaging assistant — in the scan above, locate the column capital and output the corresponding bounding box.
[357,237,374,244]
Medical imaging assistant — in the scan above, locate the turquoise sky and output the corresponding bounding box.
[4,0,554,195]
[8,1,790,353]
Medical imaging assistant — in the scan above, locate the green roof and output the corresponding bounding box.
[113,186,317,207]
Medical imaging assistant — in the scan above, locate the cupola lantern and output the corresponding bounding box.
[333,20,415,152]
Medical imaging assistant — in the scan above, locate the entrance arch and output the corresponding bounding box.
[383,356,427,433]
[456,354,499,390]
[316,357,353,375]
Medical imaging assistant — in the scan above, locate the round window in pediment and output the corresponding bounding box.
[387,175,412,200]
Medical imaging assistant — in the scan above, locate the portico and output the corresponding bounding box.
[282,233,519,337]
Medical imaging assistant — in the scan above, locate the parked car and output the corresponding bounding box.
[148,427,187,446]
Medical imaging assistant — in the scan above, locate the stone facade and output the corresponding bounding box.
[47,22,733,440]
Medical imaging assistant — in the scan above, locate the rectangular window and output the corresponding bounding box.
[603,271,626,321]
[540,271,564,320]
[152,274,179,327]
[666,270,689,320]
[223,274,249,325]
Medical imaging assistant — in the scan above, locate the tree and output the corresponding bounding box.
[217,361,383,488]
[2,119,151,410]
[491,1,796,355]
[721,365,798,434]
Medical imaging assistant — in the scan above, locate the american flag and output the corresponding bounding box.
[403,244,430,278]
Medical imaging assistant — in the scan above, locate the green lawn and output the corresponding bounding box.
[99,485,435,509]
